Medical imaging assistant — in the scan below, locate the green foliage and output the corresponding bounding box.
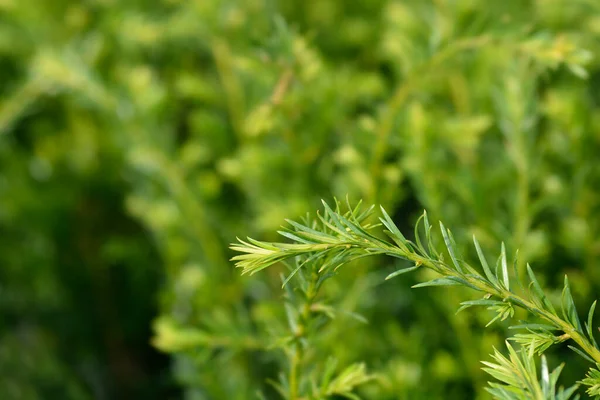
[2,0,600,399]
[581,365,600,399]
[483,343,579,400]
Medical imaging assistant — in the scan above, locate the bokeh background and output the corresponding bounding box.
[2,0,600,399]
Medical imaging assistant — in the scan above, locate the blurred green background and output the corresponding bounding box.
[1,0,600,398]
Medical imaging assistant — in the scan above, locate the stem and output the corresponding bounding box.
[289,267,319,400]
[289,350,300,400]
[411,254,600,364]
[510,120,531,282]
[344,240,600,364]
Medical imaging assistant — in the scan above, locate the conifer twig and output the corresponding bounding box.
[231,199,600,369]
